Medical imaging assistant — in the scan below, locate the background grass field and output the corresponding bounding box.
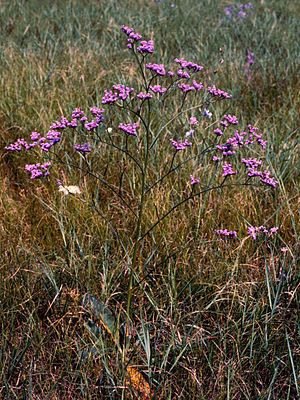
[0,0,299,398]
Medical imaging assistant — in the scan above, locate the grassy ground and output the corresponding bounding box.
[0,0,299,398]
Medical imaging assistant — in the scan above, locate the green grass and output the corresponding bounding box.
[0,0,299,399]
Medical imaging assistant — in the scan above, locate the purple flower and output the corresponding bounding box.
[214,128,223,137]
[67,119,78,128]
[5,138,32,152]
[121,25,142,41]
[137,92,153,100]
[129,32,142,41]
[121,25,134,36]
[84,120,100,131]
[224,5,234,18]
[222,162,237,177]
[260,171,278,188]
[185,129,194,138]
[202,108,212,119]
[149,85,167,94]
[215,229,237,239]
[216,143,235,157]
[190,175,200,186]
[71,108,85,119]
[101,90,118,104]
[46,130,61,144]
[177,69,190,79]
[30,132,41,141]
[207,85,232,99]
[193,80,204,91]
[119,122,139,136]
[74,143,91,154]
[113,84,135,100]
[137,40,154,54]
[242,158,262,169]
[189,116,198,126]
[170,139,192,151]
[50,116,69,130]
[246,49,255,66]
[269,227,279,235]
[102,85,134,104]
[174,58,203,72]
[223,114,239,125]
[146,63,166,76]
[178,83,195,93]
[237,10,247,19]
[25,162,51,179]
[90,106,105,116]
[248,225,278,240]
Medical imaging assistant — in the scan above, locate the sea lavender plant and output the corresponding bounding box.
[5,24,279,315]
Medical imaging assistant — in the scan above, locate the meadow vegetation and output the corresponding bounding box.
[0,0,299,399]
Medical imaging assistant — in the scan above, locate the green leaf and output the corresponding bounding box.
[82,293,119,346]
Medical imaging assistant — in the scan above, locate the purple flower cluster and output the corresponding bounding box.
[215,229,238,239]
[222,114,239,126]
[222,162,237,177]
[215,124,268,157]
[119,122,139,136]
[248,225,278,240]
[185,129,194,138]
[137,92,153,100]
[121,25,142,49]
[146,63,166,76]
[178,80,203,93]
[215,224,278,241]
[190,175,200,186]
[177,69,190,79]
[102,84,134,104]
[51,107,104,132]
[149,85,167,94]
[248,125,267,149]
[25,162,51,179]
[246,49,255,66]
[74,143,91,154]
[121,25,154,54]
[260,171,279,188]
[71,108,85,119]
[137,40,154,54]
[225,3,253,20]
[189,116,198,126]
[170,139,192,151]
[207,85,232,99]
[211,118,277,187]
[5,138,38,152]
[174,58,203,72]
[213,115,238,136]
[5,106,105,159]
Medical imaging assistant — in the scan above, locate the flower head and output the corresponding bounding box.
[170,139,192,151]
[215,229,238,239]
[190,175,200,186]
[202,108,212,119]
[137,40,154,54]
[189,116,198,126]
[25,162,51,179]
[119,122,139,136]
[146,63,166,76]
[222,162,237,177]
[149,85,167,94]
[74,143,91,154]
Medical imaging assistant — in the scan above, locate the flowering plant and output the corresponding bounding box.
[5,24,279,262]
